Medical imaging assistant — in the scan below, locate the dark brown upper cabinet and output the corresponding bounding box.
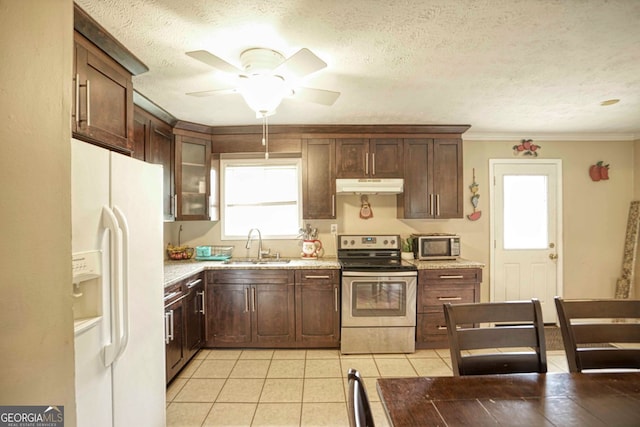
[336,138,403,178]
[398,138,463,219]
[303,139,336,219]
[133,106,175,221]
[174,131,212,221]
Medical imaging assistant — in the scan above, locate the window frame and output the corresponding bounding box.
[220,157,303,240]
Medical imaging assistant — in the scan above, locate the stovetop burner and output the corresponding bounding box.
[337,234,417,272]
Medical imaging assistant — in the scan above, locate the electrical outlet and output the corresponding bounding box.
[330,224,338,234]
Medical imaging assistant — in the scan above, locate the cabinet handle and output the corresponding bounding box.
[437,296,462,301]
[244,288,249,313]
[304,275,331,279]
[186,278,202,289]
[437,325,448,330]
[168,309,174,342]
[371,153,376,175]
[439,275,464,279]
[429,194,434,216]
[74,74,80,126]
[252,287,256,312]
[436,194,440,216]
[85,79,91,127]
[172,194,177,219]
[364,153,369,175]
[164,312,170,344]
[331,195,335,217]
[334,287,339,312]
[197,290,205,314]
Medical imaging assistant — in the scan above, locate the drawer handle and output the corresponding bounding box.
[187,278,202,289]
[438,296,462,301]
[305,275,330,279]
[437,325,447,330]
[439,275,464,279]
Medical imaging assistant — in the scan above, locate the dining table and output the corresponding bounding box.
[376,372,640,426]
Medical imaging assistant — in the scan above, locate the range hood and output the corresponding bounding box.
[336,178,404,194]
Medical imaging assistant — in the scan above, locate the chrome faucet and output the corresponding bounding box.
[245,228,263,260]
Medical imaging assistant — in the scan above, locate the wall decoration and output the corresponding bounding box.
[589,161,610,181]
[467,168,482,221]
[615,201,639,299]
[513,139,541,156]
[359,195,373,219]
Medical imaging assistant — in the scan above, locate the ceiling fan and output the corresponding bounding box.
[185,47,340,118]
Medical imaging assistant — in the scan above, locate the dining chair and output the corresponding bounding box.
[444,298,547,376]
[554,297,640,372]
[347,368,375,427]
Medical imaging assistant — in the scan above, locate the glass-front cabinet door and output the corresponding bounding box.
[174,132,211,220]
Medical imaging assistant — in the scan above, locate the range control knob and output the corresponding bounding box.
[350,240,355,246]
[342,240,348,247]
[390,239,396,246]
[383,240,388,245]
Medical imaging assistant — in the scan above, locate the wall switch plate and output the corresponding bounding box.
[330,224,338,234]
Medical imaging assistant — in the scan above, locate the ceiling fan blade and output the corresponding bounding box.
[274,48,327,79]
[186,88,238,97]
[292,87,340,106]
[185,50,243,74]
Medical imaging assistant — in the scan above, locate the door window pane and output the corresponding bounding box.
[503,175,548,249]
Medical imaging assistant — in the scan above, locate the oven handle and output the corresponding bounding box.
[341,270,417,278]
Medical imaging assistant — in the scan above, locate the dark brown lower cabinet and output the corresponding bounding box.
[295,270,340,348]
[164,287,186,382]
[165,273,205,384]
[416,268,482,349]
[184,274,205,359]
[206,270,295,348]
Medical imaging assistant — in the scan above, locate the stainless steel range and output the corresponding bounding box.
[338,234,417,354]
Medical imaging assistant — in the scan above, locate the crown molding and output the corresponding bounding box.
[464,132,639,142]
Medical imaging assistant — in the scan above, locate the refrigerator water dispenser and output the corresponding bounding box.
[72,250,103,334]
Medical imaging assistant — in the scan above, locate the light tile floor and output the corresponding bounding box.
[166,348,570,426]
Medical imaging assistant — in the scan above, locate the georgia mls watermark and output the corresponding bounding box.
[0,406,64,427]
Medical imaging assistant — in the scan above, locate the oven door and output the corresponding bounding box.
[342,271,416,327]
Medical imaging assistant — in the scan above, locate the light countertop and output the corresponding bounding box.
[164,258,341,287]
[164,257,484,287]
[409,258,485,270]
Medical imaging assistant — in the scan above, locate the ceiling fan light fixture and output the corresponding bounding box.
[239,74,290,116]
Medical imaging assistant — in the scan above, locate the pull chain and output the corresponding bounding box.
[261,114,269,159]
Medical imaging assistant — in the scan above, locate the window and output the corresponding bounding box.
[221,158,302,239]
[503,174,548,249]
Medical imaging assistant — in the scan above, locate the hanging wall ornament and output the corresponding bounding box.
[513,139,541,157]
[467,168,482,221]
[359,195,373,219]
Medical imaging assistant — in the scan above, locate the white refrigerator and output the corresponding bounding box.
[71,138,166,427]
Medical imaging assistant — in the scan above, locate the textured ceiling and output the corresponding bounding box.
[76,0,640,139]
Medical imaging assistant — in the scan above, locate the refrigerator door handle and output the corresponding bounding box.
[113,206,130,361]
[102,205,123,367]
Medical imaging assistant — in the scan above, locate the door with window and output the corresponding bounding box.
[490,159,562,323]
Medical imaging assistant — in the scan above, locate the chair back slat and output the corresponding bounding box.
[561,299,640,319]
[450,301,536,324]
[457,325,539,350]
[555,297,640,372]
[572,323,640,344]
[444,299,547,376]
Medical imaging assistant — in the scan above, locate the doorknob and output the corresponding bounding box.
[549,253,558,260]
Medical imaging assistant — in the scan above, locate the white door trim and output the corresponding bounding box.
[489,159,564,319]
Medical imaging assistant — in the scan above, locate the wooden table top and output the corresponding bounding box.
[376,372,640,426]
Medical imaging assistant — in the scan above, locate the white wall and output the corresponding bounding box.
[0,1,76,423]
[169,138,634,302]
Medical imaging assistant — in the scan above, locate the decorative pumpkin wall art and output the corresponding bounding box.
[589,161,610,181]
[513,139,541,157]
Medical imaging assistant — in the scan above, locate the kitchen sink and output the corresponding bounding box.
[224,258,291,265]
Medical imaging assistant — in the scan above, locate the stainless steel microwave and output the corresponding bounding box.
[412,234,461,260]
